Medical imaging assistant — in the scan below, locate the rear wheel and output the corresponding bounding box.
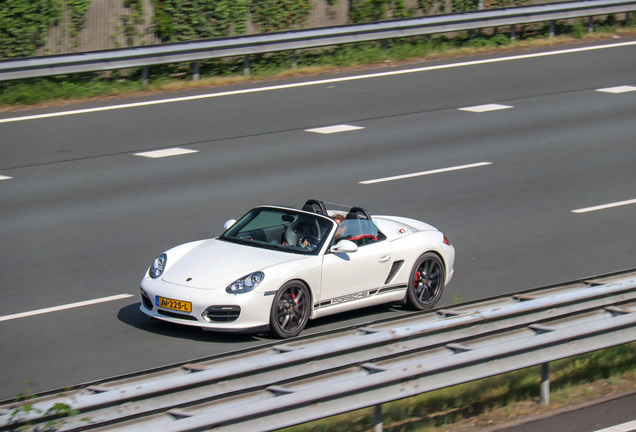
[406,252,445,310]
[269,281,310,338]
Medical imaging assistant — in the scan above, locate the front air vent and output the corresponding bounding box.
[204,305,241,323]
[384,260,404,284]
[140,288,153,310]
[157,310,198,321]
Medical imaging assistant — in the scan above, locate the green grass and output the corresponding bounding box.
[2,16,635,109]
[278,342,636,432]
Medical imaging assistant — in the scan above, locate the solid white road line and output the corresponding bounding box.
[597,85,636,94]
[1,41,635,124]
[134,148,199,158]
[306,125,365,134]
[359,162,492,184]
[572,198,636,214]
[0,175,12,181]
[593,419,636,432]
[459,104,513,112]
[0,294,134,323]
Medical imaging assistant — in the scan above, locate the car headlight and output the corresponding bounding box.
[149,253,167,279]
[226,272,264,294]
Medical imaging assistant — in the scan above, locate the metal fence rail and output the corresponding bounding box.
[1,270,635,431]
[1,0,635,82]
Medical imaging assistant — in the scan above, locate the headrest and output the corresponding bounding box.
[302,199,327,215]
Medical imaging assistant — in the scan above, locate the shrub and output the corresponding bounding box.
[0,0,62,58]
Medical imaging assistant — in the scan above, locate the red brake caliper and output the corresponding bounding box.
[414,271,420,287]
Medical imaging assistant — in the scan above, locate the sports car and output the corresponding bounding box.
[139,199,455,338]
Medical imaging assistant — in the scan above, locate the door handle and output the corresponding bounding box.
[378,255,391,263]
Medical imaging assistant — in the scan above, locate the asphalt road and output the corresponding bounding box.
[1,38,635,404]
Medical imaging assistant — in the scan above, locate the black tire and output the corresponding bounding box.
[406,252,445,310]
[269,280,311,338]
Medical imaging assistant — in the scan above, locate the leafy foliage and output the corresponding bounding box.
[121,0,145,46]
[152,0,250,42]
[151,0,315,42]
[0,0,546,57]
[348,0,528,24]
[9,390,82,430]
[349,0,412,23]
[67,0,92,38]
[250,0,312,33]
[0,0,62,58]
[446,0,528,12]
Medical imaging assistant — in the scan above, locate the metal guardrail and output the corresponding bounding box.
[0,0,635,82]
[1,270,635,431]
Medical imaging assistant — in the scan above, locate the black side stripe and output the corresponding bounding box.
[314,284,407,309]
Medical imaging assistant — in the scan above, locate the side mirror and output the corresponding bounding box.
[330,240,358,254]
[223,219,236,230]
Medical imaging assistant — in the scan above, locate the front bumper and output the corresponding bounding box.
[139,277,275,332]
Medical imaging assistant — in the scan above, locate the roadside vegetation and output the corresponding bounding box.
[1,14,635,110]
[281,342,636,432]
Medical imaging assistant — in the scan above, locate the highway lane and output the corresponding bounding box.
[1,39,635,401]
[2,39,636,167]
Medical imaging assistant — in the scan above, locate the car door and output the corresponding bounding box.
[319,238,393,306]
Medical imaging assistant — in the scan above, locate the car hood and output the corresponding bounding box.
[162,239,302,290]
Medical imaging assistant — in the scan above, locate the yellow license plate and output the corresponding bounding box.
[156,296,192,313]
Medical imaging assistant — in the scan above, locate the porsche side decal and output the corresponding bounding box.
[314,284,407,309]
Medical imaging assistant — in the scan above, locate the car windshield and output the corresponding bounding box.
[219,207,335,255]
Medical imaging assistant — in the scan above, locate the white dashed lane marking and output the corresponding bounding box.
[572,198,636,214]
[134,148,199,158]
[459,104,513,113]
[0,175,12,181]
[305,125,365,134]
[359,162,492,184]
[0,294,134,322]
[597,85,636,94]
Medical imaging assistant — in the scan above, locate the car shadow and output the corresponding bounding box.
[117,303,261,343]
[119,301,410,343]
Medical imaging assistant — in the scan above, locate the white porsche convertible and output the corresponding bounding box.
[140,200,455,338]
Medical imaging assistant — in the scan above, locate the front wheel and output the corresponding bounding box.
[406,252,445,310]
[269,281,310,338]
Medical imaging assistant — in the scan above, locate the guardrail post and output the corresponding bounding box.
[588,16,594,32]
[192,61,200,81]
[510,25,516,41]
[549,21,555,38]
[626,12,631,25]
[373,404,383,432]
[243,55,250,76]
[292,50,298,68]
[142,66,148,87]
[540,363,550,405]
